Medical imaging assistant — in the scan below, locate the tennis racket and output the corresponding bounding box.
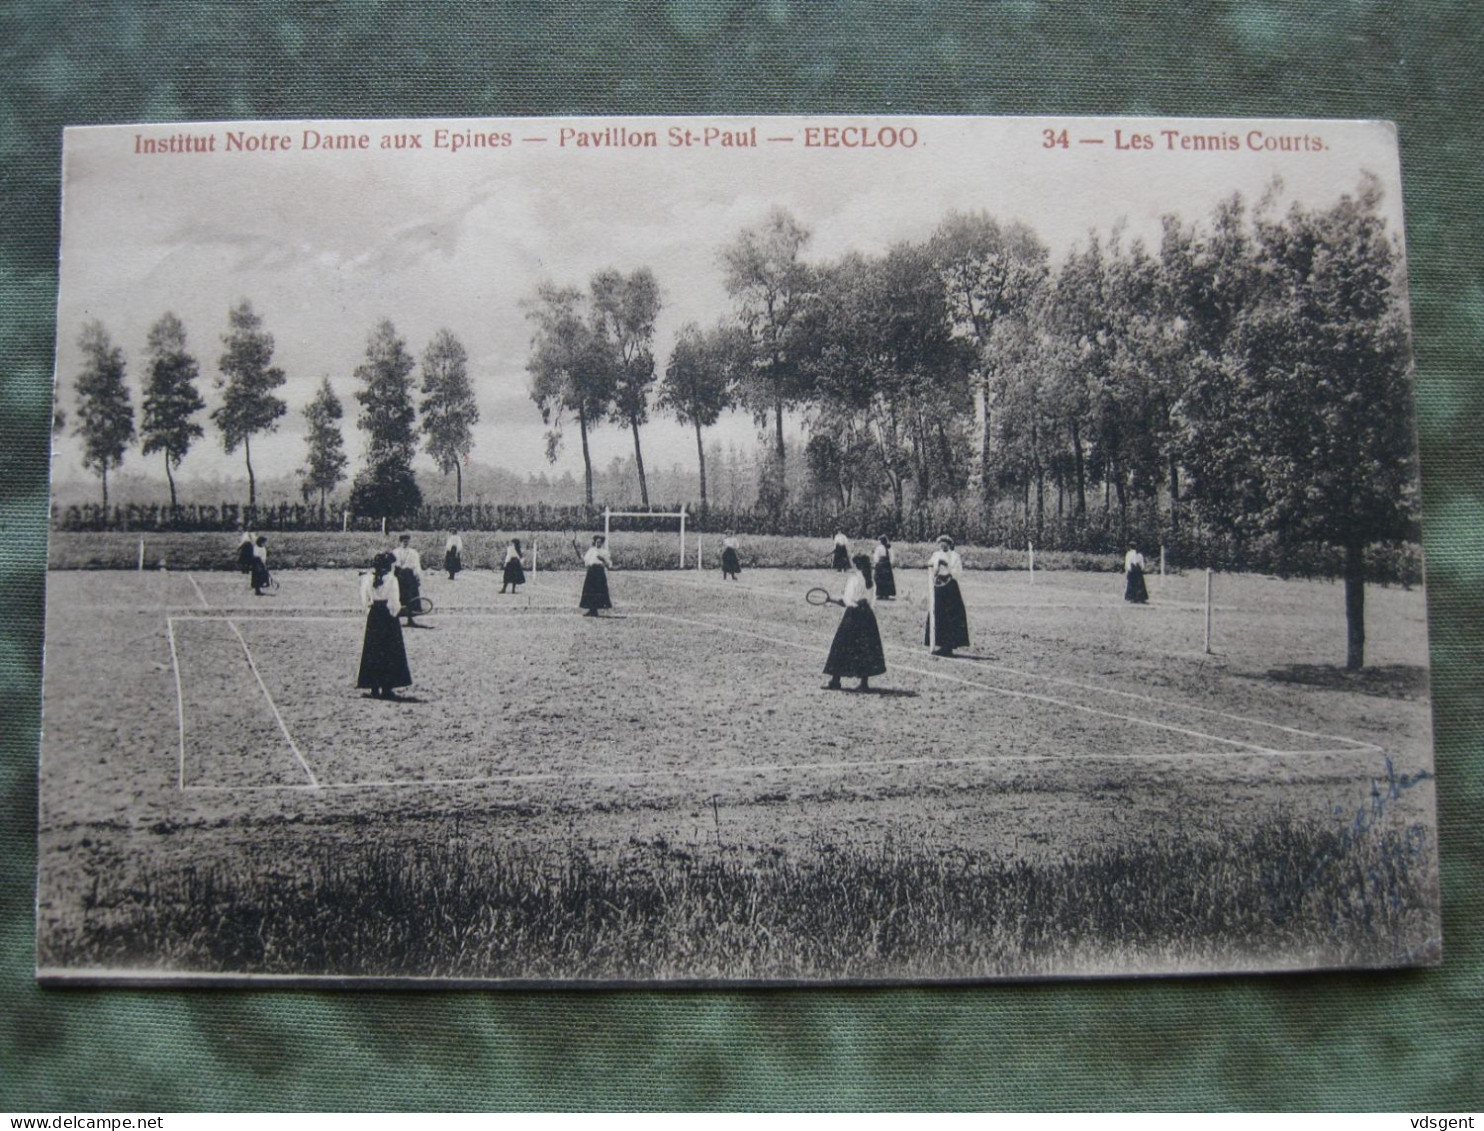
[805,586,833,607]
[404,596,434,616]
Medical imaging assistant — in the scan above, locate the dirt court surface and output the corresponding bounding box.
[36,563,1438,976]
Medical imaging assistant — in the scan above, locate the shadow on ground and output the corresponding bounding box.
[1241,663,1430,700]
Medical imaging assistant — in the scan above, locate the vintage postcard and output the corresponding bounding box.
[39,115,1440,985]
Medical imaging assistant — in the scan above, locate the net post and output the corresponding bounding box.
[1028,541,1035,583]
[342,510,349,533]
[381,516,387,537]
[679,507,686,569]
[532,538,537,576]
[138,538,145,571]
[603,506,611,545]
[1160,544,1166,577]
[927,564,936,653]
[1204,568,1214,654]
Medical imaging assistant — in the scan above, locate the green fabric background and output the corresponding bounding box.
[2,1,1480,1111]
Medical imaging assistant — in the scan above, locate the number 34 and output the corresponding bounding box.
[1042,128,1069,149]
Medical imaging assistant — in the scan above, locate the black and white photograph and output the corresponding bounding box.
[38,115,1440,985]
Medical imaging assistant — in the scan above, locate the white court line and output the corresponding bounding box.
[218,617,320,789]
[167,619,187,791]
[175,743,1374,793]
[185,571,210,609]
[638,610,1278,753]
[638,572,1383,753]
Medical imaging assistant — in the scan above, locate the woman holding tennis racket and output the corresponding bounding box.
[721,532,742,580]
[872,535,897,600]
[925,534,970,656]
[392,534,424,625]
[819,553,887,692]
[356,552,413,700]
[500,538,527,594]
[579,534,614,616]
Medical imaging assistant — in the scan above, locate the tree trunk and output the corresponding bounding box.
[1345,537,1366,670]
[630,417,649,507]
[456,460,463,505]
[164,455,177,509]
[1071,419,1087,515]
[774,400,786,468]
[101,464,109,510]
[244,434,257,508]
[694,421,708,512]
[578,405,594,509]
[1167,452,1180,526]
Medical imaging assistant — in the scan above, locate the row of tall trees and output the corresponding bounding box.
[68,305,480,515]
[522,179,1414,667]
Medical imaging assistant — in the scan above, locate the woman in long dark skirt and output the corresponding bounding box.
[357,553,413,699]
[872,535,897,600]
[830,532,851,572]
[1124,546,1149,604]
[444,530,463,580]
[721,532,742,580]
[924,534,971,656]
[579,534,613,616]
[249,536,272,596]
[236,530,256,574]
[824,553,887,691]
[500,538,527,594]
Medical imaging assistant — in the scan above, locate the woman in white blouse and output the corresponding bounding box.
[823,553,887,692]
[872,535,897,600]
[249,536,271,596]
[925,534,970,656]
[721,532,742,580]
[830,532,851,573]
[500,538,527,594]
[1123,545,1149,604]
[443,529,464,580]
[356,552,413,700]
[579,535,614,617]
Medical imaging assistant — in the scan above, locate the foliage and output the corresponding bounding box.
[299,376,348,507]
[139,312,205,509]
[212,300,287,507]
[71,320,134,508]
[350,320,422,519]
[591,267,661,506]
[419,328,479,503]
[526,284,617,508]
[720,207,815,472]
[658,320,743,510]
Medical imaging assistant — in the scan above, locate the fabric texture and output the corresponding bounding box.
[2,1,1481,1112]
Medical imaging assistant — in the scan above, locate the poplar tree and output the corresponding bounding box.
[419,328,479,504]
[591,267,661,507]
[350,319,422,519]
[526,284,616,509]
[213,300,287,508]
[140,312,205,509]
[72,320,134,509]
[658,321,741,512]
[300,376,348,510]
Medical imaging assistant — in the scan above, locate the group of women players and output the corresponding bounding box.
[348,527,1150,702]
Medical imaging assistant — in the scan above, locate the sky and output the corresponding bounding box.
[50,115,1408,496]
